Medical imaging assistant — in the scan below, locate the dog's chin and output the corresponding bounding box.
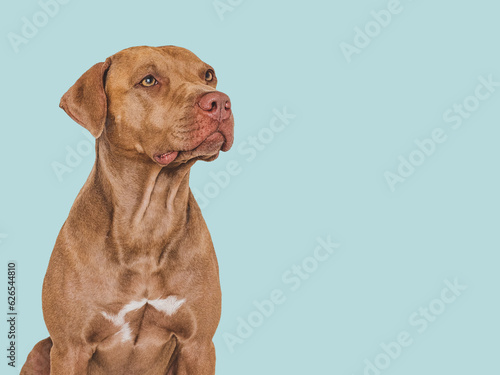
[179,132,226,163]
[191,131,226,156]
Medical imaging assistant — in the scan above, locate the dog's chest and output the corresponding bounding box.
[89,263,193,348]
[87,294,187,374]
[100,296,185,344]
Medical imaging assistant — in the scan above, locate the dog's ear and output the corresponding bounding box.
[59,58,111,138]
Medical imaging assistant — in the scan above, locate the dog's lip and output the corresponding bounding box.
[153,151,179,166]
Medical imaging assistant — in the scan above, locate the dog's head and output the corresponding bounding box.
[60,45,234,166]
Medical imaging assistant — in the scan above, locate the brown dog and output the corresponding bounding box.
[20,45,234,375]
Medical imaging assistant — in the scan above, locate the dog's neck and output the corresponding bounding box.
[92,135,198,258]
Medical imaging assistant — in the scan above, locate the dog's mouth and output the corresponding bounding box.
[153,131,229,166]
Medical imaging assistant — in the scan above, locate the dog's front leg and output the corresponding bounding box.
[170,340,216,375]
[50,344,92,375]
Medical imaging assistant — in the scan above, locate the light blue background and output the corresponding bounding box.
[1,0,499,374]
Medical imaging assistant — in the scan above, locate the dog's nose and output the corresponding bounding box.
[198,92,231,121]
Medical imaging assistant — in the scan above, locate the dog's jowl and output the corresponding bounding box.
[20,45,234,375]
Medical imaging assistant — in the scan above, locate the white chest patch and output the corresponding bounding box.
[102,296,185,343]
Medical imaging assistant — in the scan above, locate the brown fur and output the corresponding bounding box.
[20,46,234,375]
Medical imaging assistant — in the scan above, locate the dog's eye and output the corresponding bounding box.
[140,75,158,87]
[205,70,215,82]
